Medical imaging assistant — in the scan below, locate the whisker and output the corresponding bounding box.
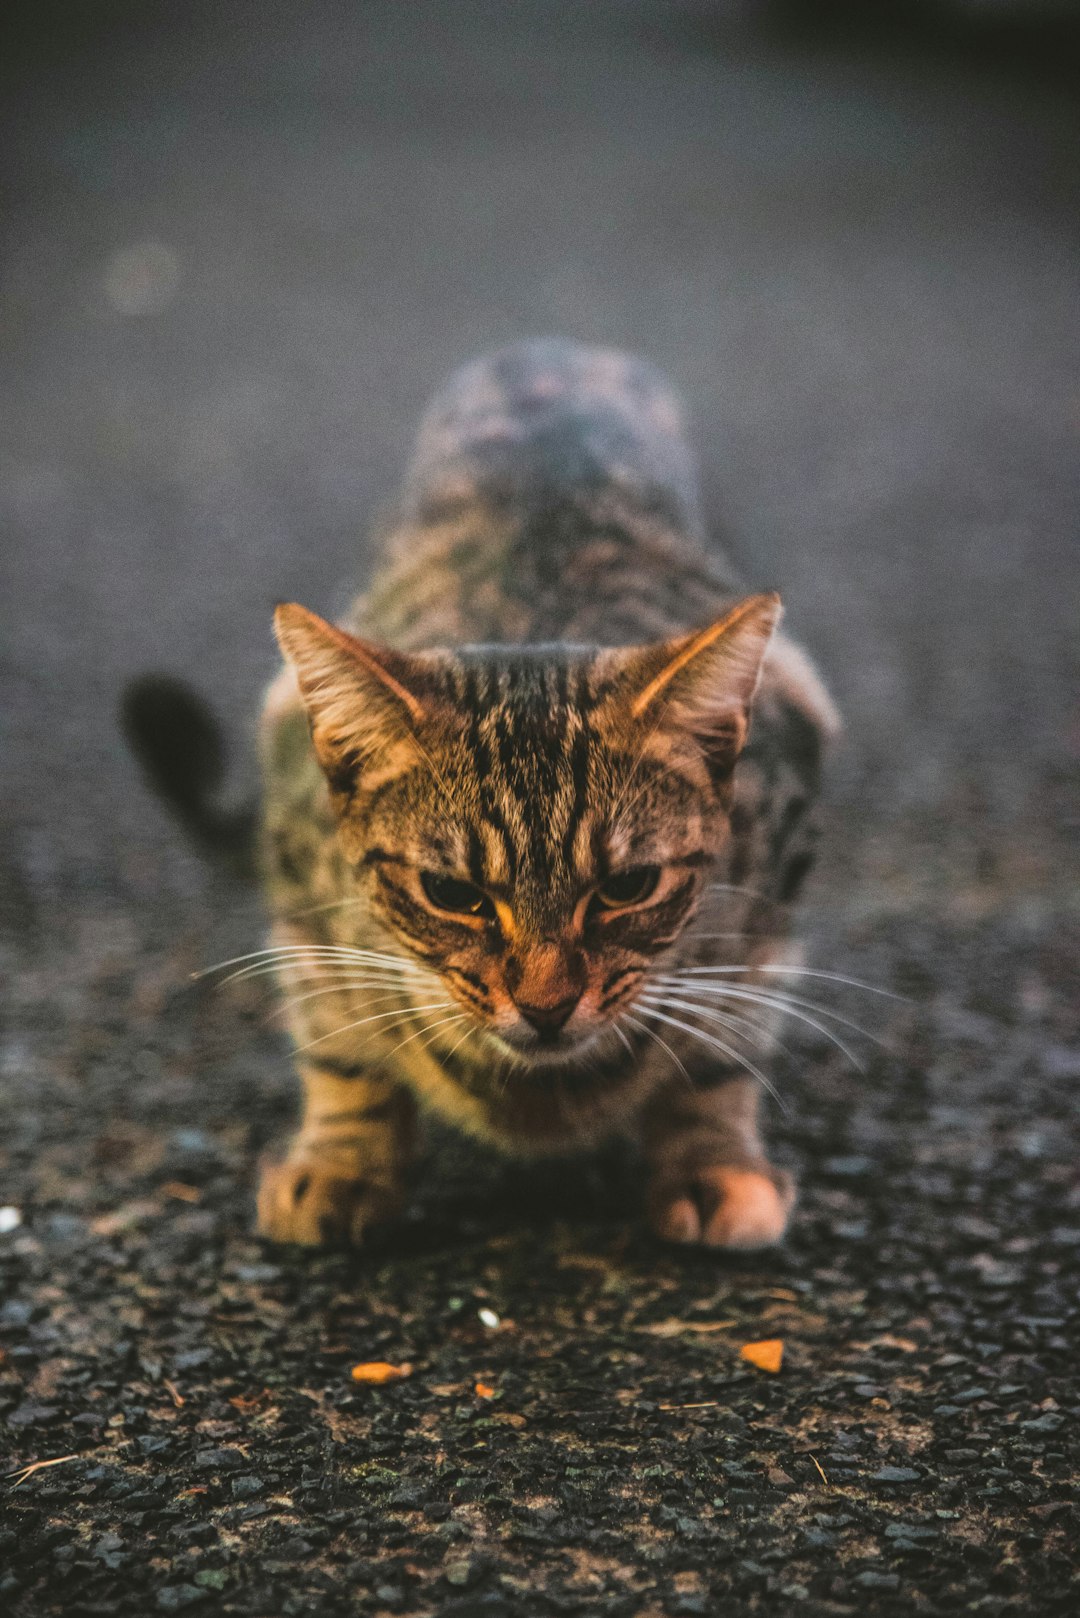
[384,1012,470,1063]
[222,959,434,990]
[639,992,796,1062]
[704,882,770,903]
[231,946,427,971]
[221,944,427,970]
[195,944,429,984]
[611,1019,636,1061]
[213,956,431,992]
[341,1006,468,1064]
[635,1003,789,1115]
[295,1001,454,1054]
[667,965,905,1000]
[441,1024,478,1067]
[681,931,761,941]
[655,980,871,1067]
[196,944,401,974]
[272,983,416,1020]
[657,973,886,1042]
[285,895,369,919]
[224,955,430,981]
[621,1012,693,1088]
[642,990,762,1040]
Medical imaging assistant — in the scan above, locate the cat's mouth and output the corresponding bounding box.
[483,1022,618,1073]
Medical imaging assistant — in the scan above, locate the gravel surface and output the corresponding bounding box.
[2,3,1079,1614]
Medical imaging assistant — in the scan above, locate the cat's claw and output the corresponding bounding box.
[256,1154,401,1247]
[649,1164,795,1250]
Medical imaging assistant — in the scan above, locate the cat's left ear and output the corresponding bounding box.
[273,603,437,800]
[607,592,782,777]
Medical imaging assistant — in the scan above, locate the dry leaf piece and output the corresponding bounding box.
[7,1454,79,1489]
[639,1317,738,1338]
[350,1361,413,1384]
[740,1338,784,1374]
[229,1388,272,1411]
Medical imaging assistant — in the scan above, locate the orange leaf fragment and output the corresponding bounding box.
[474,1382,496,1399]
[161,1181,202,1203]
[350,1361,413,1385]
[740,1338,784,1374]
[229,1388,272,1411]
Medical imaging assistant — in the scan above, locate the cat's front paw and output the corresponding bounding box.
[256,1153,402,1247]
[648,1163,795,1250]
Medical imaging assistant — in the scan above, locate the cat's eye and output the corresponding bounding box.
[594,865,661,910]
[420,871,494,919]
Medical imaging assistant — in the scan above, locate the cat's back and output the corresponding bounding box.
[398,337,705,538]
[362,339,740,648]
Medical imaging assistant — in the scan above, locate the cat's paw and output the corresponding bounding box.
[256,1154,402,1247]
[649,1164,795,1250]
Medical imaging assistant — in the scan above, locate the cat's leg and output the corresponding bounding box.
[641,1076,794,1249]
[257,1060,416,1246]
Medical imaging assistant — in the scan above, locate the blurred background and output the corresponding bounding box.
[1,0,1078,1131]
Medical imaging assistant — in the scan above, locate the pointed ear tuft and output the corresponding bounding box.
[274,604,427,725]
[619,592,782,778]
[273,603,432,797]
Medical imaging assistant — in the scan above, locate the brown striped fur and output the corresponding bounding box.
[257,339,838,1248]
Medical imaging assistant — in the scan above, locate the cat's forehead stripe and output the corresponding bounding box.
[452,660,606,895]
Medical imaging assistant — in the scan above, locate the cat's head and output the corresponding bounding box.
[274,594,780,1066]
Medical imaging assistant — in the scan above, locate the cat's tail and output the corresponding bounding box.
[121,675,258,877]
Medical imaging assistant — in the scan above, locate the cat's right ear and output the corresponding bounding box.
[600,592,782,779]
[273,603,434,798]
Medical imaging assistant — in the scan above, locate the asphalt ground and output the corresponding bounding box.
[1,3,1079,1613]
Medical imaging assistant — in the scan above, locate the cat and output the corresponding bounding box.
[129,338,840,1250]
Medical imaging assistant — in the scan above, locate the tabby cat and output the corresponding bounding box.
[135,338,840,1249]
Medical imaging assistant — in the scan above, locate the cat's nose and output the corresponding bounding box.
[515,994,580,1035]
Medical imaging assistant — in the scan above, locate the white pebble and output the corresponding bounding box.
[478,1307,500,1329]
[0,1206,23,1234]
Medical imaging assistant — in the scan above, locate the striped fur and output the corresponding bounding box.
[257,339,838,1249]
